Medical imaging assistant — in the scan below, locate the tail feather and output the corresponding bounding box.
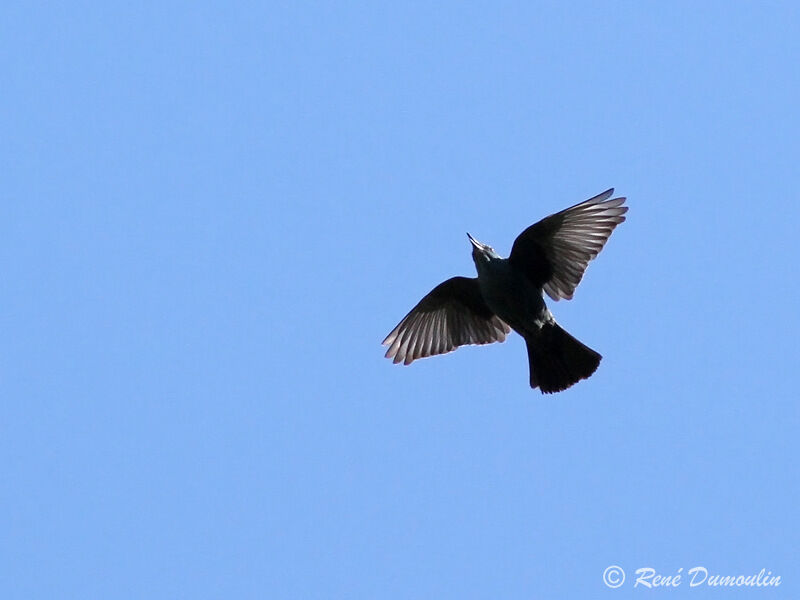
[525,322,601,393]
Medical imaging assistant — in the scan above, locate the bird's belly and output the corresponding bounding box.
[479,273,546,334]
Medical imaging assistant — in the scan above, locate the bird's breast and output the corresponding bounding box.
[476,260,546,334]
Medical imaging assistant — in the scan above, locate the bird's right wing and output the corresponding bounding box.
[509,189,627,301]
[383,276,510,365]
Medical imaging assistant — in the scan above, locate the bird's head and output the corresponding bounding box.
[467,233,500,266]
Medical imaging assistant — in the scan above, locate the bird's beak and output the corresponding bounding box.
[466,232,482,250]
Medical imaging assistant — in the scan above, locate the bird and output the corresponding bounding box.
[382,189,627,393]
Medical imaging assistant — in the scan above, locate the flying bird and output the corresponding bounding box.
[382,189,627,393]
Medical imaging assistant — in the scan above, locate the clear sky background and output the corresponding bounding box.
[2,2,798,598]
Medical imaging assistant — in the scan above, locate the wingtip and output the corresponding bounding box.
[583,188,615,205]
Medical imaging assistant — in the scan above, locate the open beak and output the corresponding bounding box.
[466,232,483,250]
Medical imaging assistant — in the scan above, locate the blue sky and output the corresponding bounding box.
[2,2,798,598]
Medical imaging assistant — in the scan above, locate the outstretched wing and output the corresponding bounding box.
[509,189,627,301]
[383,276,510,365]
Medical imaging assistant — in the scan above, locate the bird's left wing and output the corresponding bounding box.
[383,276,510,365]
[509,189,627,301]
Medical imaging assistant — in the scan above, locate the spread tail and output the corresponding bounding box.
[525,322,601,393]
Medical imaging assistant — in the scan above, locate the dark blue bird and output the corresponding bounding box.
[383,189,627,393]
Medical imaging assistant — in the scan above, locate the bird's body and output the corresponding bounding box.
[383,189,627,393]
[470,249,547,336]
